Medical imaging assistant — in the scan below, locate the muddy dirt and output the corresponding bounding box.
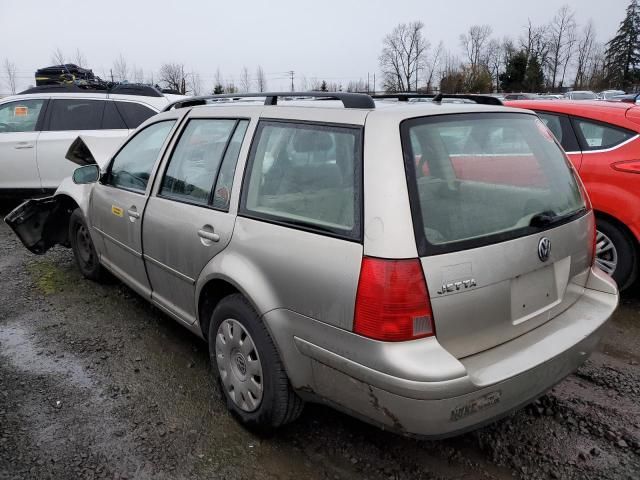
[0,202,639,480]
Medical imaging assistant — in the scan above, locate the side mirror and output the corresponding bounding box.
[72,164,100,184]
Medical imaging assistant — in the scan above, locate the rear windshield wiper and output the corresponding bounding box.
[529,208,586,228]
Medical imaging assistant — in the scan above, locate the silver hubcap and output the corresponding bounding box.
[76,225,94,265]
[215,319,263,412]
[595,230,618,276]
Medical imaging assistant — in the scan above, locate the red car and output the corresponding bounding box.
[506,100,640,290]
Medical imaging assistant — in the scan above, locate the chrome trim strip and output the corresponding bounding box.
[580,134,639,154]
[143,254,195,285]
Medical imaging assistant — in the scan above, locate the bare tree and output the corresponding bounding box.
[73,49,87,68]
[112,54,129,82]
[574,21,596,89]
[424,41,443,93]
[239,66,251,93]
[3,59,17,94]
[188,72,202,96]
[346,79,368,92]
[460,25,493,70]
[255,65,267,92]
[213,68,225,93]
[521,20,550,66]
[547,5,577,90]
[297,74,308,91]
[131,66,144,84]
[159,63,187,93]
[51,47,65,65]
[379,21,429,92]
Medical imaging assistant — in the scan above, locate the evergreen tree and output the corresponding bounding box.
[524,56,545,92]
[213,84,224,94]
[499,50,528,91]
[605,0,640,89]
[320,80,328,92]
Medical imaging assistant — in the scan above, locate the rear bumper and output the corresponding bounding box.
[263,267,618,437]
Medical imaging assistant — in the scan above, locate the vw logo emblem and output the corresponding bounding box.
[538,237,551,262]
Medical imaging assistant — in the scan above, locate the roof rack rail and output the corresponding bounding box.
[162,91,376,112]
[18,83,164,98]
[372,93,503,106]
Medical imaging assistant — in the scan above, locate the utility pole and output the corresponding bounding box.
[288,71,295,92]
[110,69,114,83]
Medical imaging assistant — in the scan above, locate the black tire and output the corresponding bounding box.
[69,208,104,281]
[208,294,304,431]
[596,217,638,291]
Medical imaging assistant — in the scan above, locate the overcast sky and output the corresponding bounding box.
[0,0,631,93]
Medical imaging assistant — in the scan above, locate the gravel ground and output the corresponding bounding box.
[0,201,639,480]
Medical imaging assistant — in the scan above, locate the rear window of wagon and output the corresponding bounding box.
[400,112,587,256]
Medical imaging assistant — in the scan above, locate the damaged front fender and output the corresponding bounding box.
[4,197,73,254]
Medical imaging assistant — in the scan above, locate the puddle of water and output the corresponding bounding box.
[0,322,94,388]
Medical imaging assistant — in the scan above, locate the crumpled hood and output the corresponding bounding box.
[65,135,125,168]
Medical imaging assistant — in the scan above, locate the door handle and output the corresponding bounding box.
[127,209,140,219]
[14,143,34,149]
[197,229,220,243]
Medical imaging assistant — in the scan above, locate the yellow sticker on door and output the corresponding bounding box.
[111,206,124,217]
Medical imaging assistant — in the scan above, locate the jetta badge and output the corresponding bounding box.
[538,237,551,262]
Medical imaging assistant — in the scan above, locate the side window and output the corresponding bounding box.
[213,120,249,209]
[108,120,176,192]
[536,112,580,152]
[574,118,635,150]
[160,119,237,205]
[242,121,362,238]
[101,101,127,129]
[0,100,45,133]
[48,99,104,131]
[115,102,156,129]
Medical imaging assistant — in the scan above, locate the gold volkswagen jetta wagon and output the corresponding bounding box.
[6,92,618,437]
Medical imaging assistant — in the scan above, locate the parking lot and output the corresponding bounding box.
[0,201,638,480]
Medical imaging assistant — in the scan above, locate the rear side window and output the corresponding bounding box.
[573,118,635,150]
[402,113,586,254]
[101,101,127,129]
[241,121,362,239]
[0,99,44,133]
[108,120,175,192]
[115,102,156,129]
[536,112,580,152]
[160,119,238,206]
[48,99,104,131]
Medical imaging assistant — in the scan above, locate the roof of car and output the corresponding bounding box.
[505,99,633,114]
[504,99,640,131]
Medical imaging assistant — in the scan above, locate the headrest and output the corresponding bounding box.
[293,131,333,153]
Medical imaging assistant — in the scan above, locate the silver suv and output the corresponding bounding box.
[5,92,618,437]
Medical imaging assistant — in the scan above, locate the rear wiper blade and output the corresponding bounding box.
[529,208,585,228]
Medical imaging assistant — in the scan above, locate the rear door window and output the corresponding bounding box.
[114,102,156,129]
[572,118,635,150]
[101,101,127,129]
[47,99,104,131]
[0,99,45,132]
[160,119,238,206]
[402,113,586,254]
[535,111,580,152]
[241,121,362,239]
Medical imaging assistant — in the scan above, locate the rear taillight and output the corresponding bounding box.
[353,257,434,342]
[612,160,640,174]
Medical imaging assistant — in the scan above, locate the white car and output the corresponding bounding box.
[0,84,181,198]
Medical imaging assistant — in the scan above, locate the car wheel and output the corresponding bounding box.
[69,208,104,281]
[208,294,304,430]
[595,218,638,291]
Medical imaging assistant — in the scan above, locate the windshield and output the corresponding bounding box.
[401,112,586,254]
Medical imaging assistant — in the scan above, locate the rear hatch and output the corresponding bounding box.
[401,112,593,358]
